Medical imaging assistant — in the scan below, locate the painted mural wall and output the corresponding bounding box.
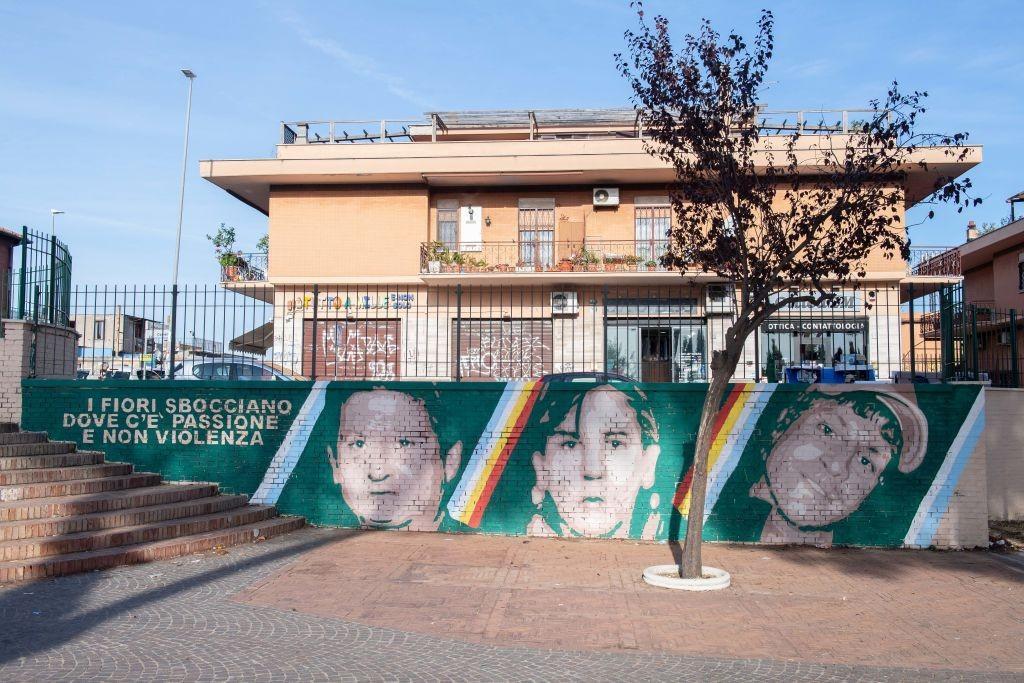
[21,379,987,548]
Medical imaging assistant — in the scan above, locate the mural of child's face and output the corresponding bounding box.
[532,385,659,537]
[328,389,460,530]
[765,400,894,528]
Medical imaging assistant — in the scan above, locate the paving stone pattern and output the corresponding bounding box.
[0,528,1019,682]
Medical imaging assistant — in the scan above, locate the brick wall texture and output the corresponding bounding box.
[0,321,77,423]
[985,387,1024,520]
[21,379,988,549]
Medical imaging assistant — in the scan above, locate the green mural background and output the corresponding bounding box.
[21,379,985,548]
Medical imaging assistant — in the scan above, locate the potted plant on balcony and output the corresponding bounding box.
[557,258,574,272]
[604,254,626,271]
[425,241,445,274]
[208,223,245,281]
[624,254,642,270]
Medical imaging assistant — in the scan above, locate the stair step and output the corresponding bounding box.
[0,473,162,503]
[0,515,306,582]
[0,494,249,541]
[0,442,76,457]
[0,483,221,522]
[0,463,133,486]
[0,450,104,471]
[0,432,48,446]
[0,504,277,560]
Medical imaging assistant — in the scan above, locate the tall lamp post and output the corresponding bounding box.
[49,209,64,236]
[172,69,196,287]
[169,69,196,380]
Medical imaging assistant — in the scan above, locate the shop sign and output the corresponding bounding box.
[761,319,867,334]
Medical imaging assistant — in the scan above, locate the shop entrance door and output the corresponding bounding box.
[640,328,673,382]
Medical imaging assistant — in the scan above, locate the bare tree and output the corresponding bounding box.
[616,5,978,578]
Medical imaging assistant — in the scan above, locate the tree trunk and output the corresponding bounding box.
[679,351,743,578]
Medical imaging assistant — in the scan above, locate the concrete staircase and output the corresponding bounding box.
[0,425,304,582]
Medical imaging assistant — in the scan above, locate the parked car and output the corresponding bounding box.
[171,356,296,381]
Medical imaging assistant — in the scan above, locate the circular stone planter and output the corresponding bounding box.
[642,565,731,591]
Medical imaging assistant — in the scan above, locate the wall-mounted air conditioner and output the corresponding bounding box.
[706,284,735,313]
[593,187,620,207]
[551,291,579,316]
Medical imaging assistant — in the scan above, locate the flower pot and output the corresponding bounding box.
[223,265,241,281]
[427,261,441,274]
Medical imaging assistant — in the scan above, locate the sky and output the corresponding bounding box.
[1,0,1022,285]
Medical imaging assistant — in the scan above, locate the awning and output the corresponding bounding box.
[230,322,274,354]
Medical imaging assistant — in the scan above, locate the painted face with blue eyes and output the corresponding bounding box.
[329,389,461,531]
[765,400,895,528]
[532,385,660,538]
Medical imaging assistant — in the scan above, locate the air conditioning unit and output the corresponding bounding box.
[706,284,735,313]
[551,291,579,316]
[592,187,620,207]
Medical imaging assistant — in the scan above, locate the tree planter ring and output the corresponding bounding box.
[642,564,730,591]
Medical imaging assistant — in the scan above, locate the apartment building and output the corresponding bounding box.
[201,109,978,382]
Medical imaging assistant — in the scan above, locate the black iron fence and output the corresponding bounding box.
[5,226,73,327]
[35,281,1007,386]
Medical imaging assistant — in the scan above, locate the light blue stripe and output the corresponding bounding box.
[704,385,776,522]
[906,402,985,547]
[250,381,329,505]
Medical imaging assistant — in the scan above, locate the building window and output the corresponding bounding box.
[437,200,459,251]
[93,320,105,340]
[634,197,670,263]
[518,199,555,268]
[1018,254,1024,291]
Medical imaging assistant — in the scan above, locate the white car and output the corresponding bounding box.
[170,356,296,381]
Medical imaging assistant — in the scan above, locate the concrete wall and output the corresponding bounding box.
[0,320,77,423]
[985,387,1024,520]
[268,185,429,281]
[22,380,987,549]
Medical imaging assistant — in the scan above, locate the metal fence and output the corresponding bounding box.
[34,281,995,386]
[5,226,73,327]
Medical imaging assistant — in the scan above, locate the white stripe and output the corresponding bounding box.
[250,381,330,505]
[903,391,985,547]
[704,385,776,522]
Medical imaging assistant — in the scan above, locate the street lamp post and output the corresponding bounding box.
[49,209,64,236]
[172,69,196,287]
[170,69,196,381]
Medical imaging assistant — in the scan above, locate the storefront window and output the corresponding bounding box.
[760,318,869,382]
[605,298,706,382]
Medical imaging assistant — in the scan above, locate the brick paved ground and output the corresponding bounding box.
[0,527,1021,682]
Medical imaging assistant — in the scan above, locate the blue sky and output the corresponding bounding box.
[2,0,1021,284]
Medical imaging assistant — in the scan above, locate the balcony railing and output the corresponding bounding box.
[282,108,886,146]
[220,252,267,283]
[419,240,673,275]
[908,246,960,277]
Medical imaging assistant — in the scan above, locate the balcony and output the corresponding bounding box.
[908,246,960,277]
[220,252,267,283]
[419,240,674,275]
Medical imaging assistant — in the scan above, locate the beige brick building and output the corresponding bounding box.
[201,109,979,382]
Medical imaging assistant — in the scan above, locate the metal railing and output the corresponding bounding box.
[30,280,968,387]
[6,226,73,326]
[909,245,960,277]
[419,239,673,275]
[281,108,886,145]
[220,252,267,282]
